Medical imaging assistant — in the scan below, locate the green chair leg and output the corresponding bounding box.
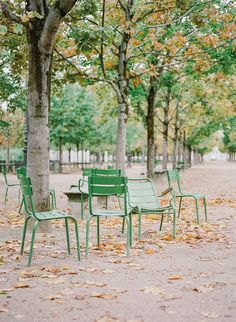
[129,213,132,248]
[65,218,71,254]
[204,198,208,222]
[124,216,130,256]
[81,194,84,220]
[173,211,176,238]
[4,187,8,204]
[178,196,182,218]
[159,214,164,231]
[21,216,31,255]
[97,216,100,245]
[19,198,24,214]
[28,221,39,266]
[121,217,125,234]
[85,215,94,257]
[194,198,200,224]
[71,218,80,261]
[138,210,142,240]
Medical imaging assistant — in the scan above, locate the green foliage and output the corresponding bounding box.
[222,117,236,153]
[50,84,98,148]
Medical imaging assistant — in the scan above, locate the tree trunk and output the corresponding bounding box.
[162,87,171,170]
[146,76,157,179]
[116,101,127,174]
[115,3,133,174]
[162,129,168,170]
[27,23,51,212]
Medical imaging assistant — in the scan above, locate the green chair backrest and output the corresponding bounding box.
[167,169,182,194]
[128,178,160,209]
[88,176,128,212]
[94,168,121,176]
[82,168,96,178]
[19,176,38,219]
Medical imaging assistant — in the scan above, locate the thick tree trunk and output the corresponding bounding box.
[115,31,130,174]
[146,76,157,179]
[27,23,51,212]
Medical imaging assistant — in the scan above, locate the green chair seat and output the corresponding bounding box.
[34,211,75,221]
[90,208,129,217]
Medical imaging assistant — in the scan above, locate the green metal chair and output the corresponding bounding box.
[127,178,176,242]
[167,169,207,224]
[86,175,131,257]
[72,168,96,220]
[1,165,20,204]
[17,167,56,213]
[19,175,80,266]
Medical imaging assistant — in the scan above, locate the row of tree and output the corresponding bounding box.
[0,0,235,211]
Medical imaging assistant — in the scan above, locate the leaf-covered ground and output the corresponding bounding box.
[0,161,236,322]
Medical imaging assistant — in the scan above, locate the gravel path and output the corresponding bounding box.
[0,161,236,322]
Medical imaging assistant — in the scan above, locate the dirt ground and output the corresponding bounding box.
[0,161,236,322]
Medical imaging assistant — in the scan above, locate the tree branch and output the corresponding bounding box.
[0,0,22,24]
[39,0,77,54]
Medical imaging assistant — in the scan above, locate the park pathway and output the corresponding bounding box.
[0,160,236,322]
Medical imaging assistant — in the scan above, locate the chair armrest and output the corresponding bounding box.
[70,184,77,190]
[78,178,88,192]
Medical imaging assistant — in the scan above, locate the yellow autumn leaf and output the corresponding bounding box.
[168,275,183,280]
[91,292,117,299]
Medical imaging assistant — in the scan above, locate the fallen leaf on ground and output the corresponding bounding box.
[46,277,67,285]
[0,288,13,294]
[145,249,156,254]
[111,288,127,293]
[84,281,107,287]
[45,293,63,301]
[142,287,179,300]
[168,275,183,280]
[0,307,8,313]
[14,283,29,289]
[91,292,117,299]
[202,312,219,319]
[102,270,115,274]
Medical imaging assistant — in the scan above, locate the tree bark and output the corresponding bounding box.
[25,0,77,215]
[115,1,133,174]
[146,76,157,178]
[27,19,51,211]
[162,86,171,170]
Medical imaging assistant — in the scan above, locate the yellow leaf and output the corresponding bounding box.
[91,292,117,299]
[145,249,155,254]
[168,275,183,280]
[14,283,29,288]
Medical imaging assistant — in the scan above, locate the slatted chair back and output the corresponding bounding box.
[19,176,38,220]
[88,176,128,213]
[93,168,122,176]
[82,168,96,178]
[128,178,160,209]
[167,169,182,194]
